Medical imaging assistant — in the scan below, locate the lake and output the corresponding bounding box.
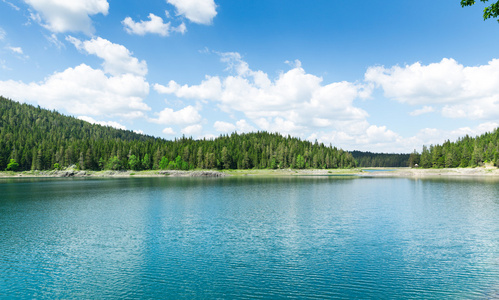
[1,176,498,299]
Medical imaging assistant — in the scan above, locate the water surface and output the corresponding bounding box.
[1,176,498,299]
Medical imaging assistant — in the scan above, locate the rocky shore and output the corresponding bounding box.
[0,169,229,178]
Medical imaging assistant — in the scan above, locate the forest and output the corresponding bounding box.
[7,96,498,172]
[351,151,410,167]
[0,96,359,171]
[408,129,499,168]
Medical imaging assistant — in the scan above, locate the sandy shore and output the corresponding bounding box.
[1,167,499,179]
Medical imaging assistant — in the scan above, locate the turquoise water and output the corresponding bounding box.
[1,176,499,299]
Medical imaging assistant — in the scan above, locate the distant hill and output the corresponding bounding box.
[0,96,358,171]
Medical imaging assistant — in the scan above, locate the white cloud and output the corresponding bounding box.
[366,58,499,119]
[404,122,499,152]
[155,52,371,138]
[167,0,217,25]
[67,36,147,77]
[310,122,403,153]
[235,119,256,133]
[133,129,144,134]
[150,105,202,125]
[214,119,256,133]
[154,76,222,99]
[162,127,176,135]
[0,64,150,117]
[410,106,435,116]
[78,116,127,130]
[122,13,172,37]
[3,0,20,10]
[24,0,109,35]
[254,117,304,136]
[450,122,499,138]
[45,33,64,48]
[0,27,5,40]
[0,36,151,118]
[214,121,236,132]
[181,124,203,136]
[365,125,399,143]
[172,22,187,34]
[7,46,23,54]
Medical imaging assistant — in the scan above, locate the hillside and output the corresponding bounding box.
[411,129,499,168]
[0,96,358,171]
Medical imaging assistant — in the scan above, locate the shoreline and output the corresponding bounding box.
[1,167,499,179]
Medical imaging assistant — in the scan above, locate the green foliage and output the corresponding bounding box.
[98,158,106,170]
[296,155,305,169]
[351,151,410,167]
[413,129,499,168]
[6,159,19,171]
[53,163,61,170]
[142,153,151,170]
[0,96,358,171]
[128,154,140,170]
[107,156,123,170]
[270,158,277,169]
[461,0,499,22]
[159,157,169,170]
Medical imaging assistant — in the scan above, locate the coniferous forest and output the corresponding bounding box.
[3,96,498,171]
[351,151,410,167]
[408,129,499,168]
[0,96,358,171]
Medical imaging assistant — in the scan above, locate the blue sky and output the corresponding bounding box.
[1,0,499,152]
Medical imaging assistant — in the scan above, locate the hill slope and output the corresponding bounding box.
[0,96,358,171]
[412,129,499,168]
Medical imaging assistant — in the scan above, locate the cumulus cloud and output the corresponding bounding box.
[162,127,176,135]
[150,105,202,125]
[214,119,256,133]
[167,0,217,25]
[410,106,435,116]
[78,116,127,130]
[404,122,499,152]
[366,58,499,119]
[364,125,399,143]
[155,52,371,138]
[0,35,151,120]
[181,124,203,136]
[311,122,402,152]
[173,22,187,34]
[0,64,150,117]
[67,36,147,76]
[122,13,186,36]
[24,0,109,35]
[213,121,235,132]
[154,76,222,99]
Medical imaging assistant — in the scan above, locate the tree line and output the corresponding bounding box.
[0,96,359,171]
[408,129,499,168]
[351,151,410,167]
